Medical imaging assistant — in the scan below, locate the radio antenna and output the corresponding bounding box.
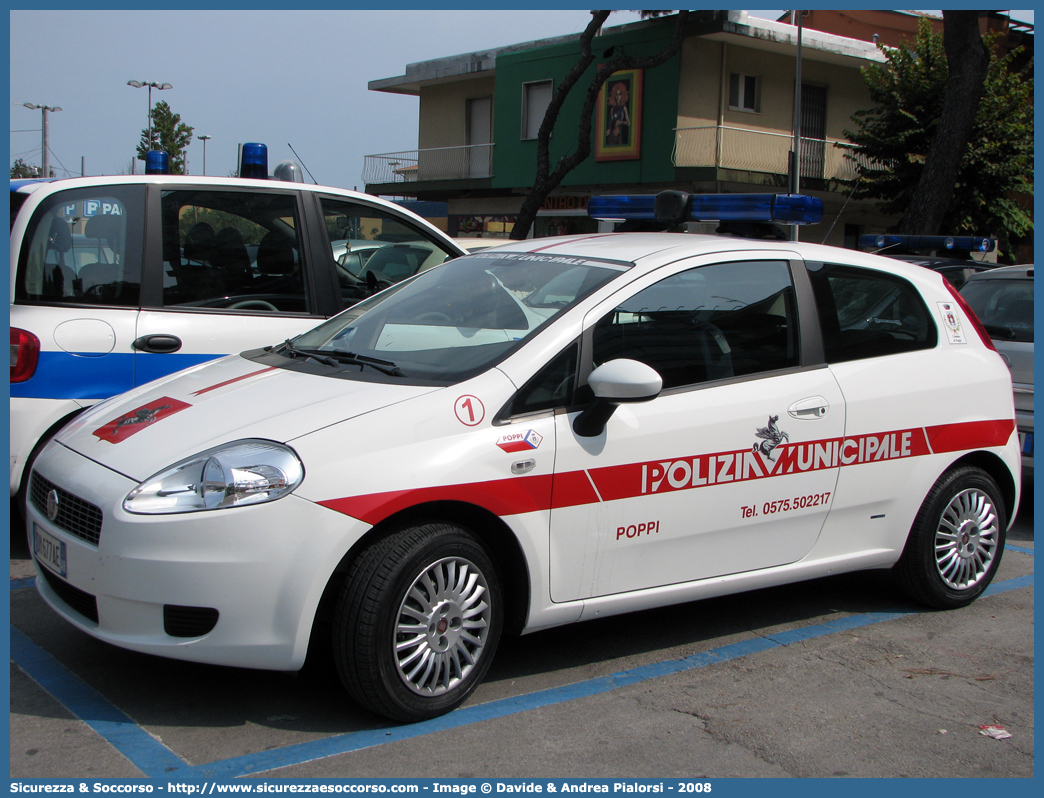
[287,143,319,184]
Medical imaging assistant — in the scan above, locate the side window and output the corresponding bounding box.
[729,73,761,112]
[15,185,145,307]
[807,262,937,362]
[159,190,311,314]
[522,80,553,140]
[320,197,457,302]
[592,261,797,391]
[508,342,579,417]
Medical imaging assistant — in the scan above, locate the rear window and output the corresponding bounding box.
[960,278,1034,344]
[15,185,146,307]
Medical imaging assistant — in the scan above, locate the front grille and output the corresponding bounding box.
[30,472,103,546]
[39,567,99,623]
[164,605,220,638]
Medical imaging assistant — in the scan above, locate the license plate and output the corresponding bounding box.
[1019,431,1033,457]
[33,524,67,578]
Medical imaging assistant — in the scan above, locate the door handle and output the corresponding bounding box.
[133,334,182,354]
[788,396,829,419]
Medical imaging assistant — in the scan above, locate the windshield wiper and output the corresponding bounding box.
[272,340,405,376]
[322,351,406,377]
[276,339,339,367]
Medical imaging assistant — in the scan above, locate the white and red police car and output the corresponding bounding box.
[10,145,464,516]
[25,192,1020,722]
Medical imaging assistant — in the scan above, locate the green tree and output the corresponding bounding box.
[135,100,194,174]
[845,16,1033,260]
[10,158,39,178]
[510,10,689,240]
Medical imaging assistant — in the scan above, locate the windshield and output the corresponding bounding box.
[291,251,628,382]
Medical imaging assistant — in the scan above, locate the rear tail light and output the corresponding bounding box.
[11,328,40,382]
[944,280,997,352]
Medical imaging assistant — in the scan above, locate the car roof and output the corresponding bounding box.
[476,231,935,279]
[10,174,466,256]
[10,177,61,194]
[963,264,1034,282]
[889,254,996,269]
[9,174,431,214]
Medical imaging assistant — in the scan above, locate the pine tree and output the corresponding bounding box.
[135,100,195,175]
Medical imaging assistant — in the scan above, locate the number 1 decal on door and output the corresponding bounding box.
[454,395,485,426]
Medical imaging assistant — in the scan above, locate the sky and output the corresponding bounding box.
[9,8,1035,193]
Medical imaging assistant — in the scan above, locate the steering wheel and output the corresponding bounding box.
[229,299,279,311]
[415,312,454,324]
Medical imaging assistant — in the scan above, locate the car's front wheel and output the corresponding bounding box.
[332,521,503,721]
[895,465,1007,609]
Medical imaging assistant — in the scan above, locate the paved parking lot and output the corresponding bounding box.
[9,494,1034,780]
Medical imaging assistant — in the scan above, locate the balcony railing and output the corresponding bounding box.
[363,144,493,184]
[363,129,869,187]
[673,126,869,182]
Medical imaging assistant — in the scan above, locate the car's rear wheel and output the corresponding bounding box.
[332,522,502,721]
[895,465,1006,609]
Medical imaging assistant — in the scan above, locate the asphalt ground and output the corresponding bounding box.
[8,492,1035,780]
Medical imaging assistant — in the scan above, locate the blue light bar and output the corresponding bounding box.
[690,194,823,224]
[145,150,170,175]
[588,192,823,225]
[588,194,657,221]
[239,142,268,179]
[859,234,996,253]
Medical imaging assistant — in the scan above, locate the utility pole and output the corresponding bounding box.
[21,103,62,178]
[127,80,172,149]
[197,134,212,175]
[789,11,804,241]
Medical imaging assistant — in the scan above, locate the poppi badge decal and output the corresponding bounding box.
[496,429,544,452]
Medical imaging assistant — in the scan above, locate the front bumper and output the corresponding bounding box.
[26,441,371,671]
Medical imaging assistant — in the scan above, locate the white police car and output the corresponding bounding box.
[26,192,1020,722]
[10,145,465,515]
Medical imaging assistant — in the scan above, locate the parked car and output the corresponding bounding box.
[889,255,997,290]
[960,265,1034,479]
[26,193,1020,722]
[859,234,999,288]
[10,163,465,515]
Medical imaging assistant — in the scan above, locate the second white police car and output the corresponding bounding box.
[26,192,1020,722]
[10,145,464,515]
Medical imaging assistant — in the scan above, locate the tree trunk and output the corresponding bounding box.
[511,11,689,239]
[898,11,990,235]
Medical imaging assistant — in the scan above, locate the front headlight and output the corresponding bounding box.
[124,439,304,515]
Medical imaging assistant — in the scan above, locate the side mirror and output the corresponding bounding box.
[573,359,663,438]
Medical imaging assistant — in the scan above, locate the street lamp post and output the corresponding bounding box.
[127,80,172,150]
[197,134,212,175]
[21,103,62,178]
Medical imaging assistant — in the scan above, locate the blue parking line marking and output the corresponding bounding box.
[10,570,1034,778]
[9,626,188,776]
[1005,543,1035,554]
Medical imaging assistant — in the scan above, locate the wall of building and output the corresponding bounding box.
[417,76,496,150]
[491,21,682,190]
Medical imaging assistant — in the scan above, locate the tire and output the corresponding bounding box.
[895,465,1007,609]
[332,522,503,721]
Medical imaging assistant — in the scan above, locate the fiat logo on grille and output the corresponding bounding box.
[46,489,60,521]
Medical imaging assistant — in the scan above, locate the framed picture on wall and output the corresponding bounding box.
[595,68,643,161]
